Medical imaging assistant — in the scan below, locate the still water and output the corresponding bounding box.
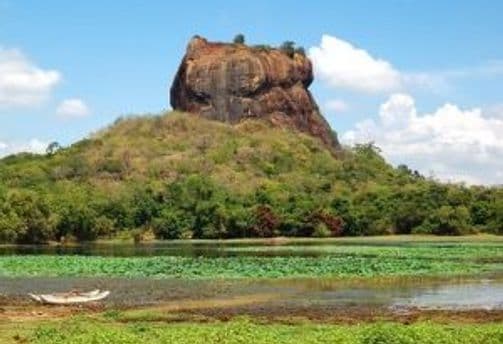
[1,276,502,311]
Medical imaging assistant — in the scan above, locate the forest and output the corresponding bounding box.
[0,112,501,243]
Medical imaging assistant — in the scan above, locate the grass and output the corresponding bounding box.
[4,318,502,344]
[0,112,340,195]
[224,243,503,261]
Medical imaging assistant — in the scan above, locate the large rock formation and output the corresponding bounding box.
[170,36,339,149]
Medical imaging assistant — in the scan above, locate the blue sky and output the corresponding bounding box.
[1,1,503,184]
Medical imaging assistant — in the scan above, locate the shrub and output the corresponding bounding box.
[7,190,54,244]
[233,33,245,44]
[252,205,279,237]
[57,204,98,241]
[280,41,296,58]
[313,222,331,238]
[94,216,116,238]
[417,205,472,235]
[153,209,193,240]
[294,46,306,55]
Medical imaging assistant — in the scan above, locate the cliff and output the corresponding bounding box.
[170,36,339,149]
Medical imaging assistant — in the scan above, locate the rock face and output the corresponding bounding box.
[170,36,339,149]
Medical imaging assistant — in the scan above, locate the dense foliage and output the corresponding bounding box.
[0,112,501,243]
[26,319,503,344]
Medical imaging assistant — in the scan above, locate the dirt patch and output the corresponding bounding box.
[0,303,104,323]
[1,298,502,326]
[121,303,503,325]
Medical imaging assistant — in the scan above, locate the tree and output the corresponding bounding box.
[0,195,23,243]
[487,199,503,234]
[46,141,61,155]
[57,204,97,241]
[416,205,472,235]
[233,34,245,44]
[153,208,193,239]
[7,190,54,243]
[294,46,306,56]
[280,41,296,58]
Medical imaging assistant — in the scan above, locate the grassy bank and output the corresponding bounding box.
[4,318,502,344]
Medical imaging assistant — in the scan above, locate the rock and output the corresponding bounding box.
[170,36,340,149]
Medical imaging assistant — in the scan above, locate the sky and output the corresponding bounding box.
[1,1,502,185]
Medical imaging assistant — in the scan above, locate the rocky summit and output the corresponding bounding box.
[170,36,340,149]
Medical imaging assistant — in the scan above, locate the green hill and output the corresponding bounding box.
[0,112,501,243]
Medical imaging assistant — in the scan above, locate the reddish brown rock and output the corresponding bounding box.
[170,36,340,149]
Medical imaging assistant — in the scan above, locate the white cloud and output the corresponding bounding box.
[342,94,503,185]
[309,35,450,94]
[56,98,90,118]
[309,35,402,93]
[0,138,48,157]
[441,60,503,79]
[325,99,349,113]
[0,47,61,108]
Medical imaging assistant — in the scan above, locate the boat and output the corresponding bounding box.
[28,289,110,305]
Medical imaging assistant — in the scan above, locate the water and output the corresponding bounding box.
[0,239,495,257]
[1,240,502,314]
[396,280,503,310]
[0,242,320,257]
[1,276,501,311]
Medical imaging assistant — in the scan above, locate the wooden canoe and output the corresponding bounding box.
[29,289,110,305]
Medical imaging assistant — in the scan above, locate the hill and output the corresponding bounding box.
[0,112,501,243]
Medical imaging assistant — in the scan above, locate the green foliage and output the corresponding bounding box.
[233,33,245,44]
[46,141,61,155]
[32,318,503,344]
[294,46,306,55]
[416,206,472,235]
[253,44,272,51]
[280,40,296,57]
[488,197,503,234]
[1,239,500,279]
[26,319,503,344]
[313,222,331,237]
[0,112,500,243]
[0,190,54,243]
[153,208,192,239]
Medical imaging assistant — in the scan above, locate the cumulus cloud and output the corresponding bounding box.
[0,138,48,157]
[56,98,90,118]
[342,94,503,185]
[309,35,402,93]
[309,35,449,94]
[0,47,61,108]
[325,99,349,113]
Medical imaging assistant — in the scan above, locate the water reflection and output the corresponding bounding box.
[2,276,502,311]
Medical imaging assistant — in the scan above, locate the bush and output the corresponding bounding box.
[233,34,245,44]
[280,41,296,58]
[294,46,306,55]
[57,204,98,241]
[488,199,503,234]
[313,223,331,238]
[252,205,279,237]
[153,209,193,240]
[7,190,54,243]
[417,205,472,235]
[94,216,116,238]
